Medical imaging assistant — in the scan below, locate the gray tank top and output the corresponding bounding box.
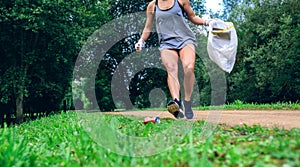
[155,0,197,50]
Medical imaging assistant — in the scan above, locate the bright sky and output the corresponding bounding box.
[206,0,224,13]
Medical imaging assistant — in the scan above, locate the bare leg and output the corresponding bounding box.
[160,49,184,118]
[160,49,180,101]
[179,44,196,101]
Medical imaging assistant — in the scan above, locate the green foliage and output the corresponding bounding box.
[1,0,299,123]
[0,112,299,166]
[0,0,111,121]
[109,0,148,16]
[129,68,170,108]
[190,0,206,15]
[223,0,300,103]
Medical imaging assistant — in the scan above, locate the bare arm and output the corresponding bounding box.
[179,0,210,26]
[140,1,155,41]
[135,1,155,51]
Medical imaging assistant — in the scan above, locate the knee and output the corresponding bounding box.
[184,65,194,76]
[165,63,178,74]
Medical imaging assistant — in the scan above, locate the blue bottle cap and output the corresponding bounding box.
[155,117,160,123]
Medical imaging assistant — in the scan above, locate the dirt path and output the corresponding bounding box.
[105,110,300,130]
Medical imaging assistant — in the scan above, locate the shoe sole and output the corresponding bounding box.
[167,103,184,119]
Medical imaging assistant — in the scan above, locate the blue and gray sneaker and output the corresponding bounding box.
[167,99,184,119]
[183,100,194,119]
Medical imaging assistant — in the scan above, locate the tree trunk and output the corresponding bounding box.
[0,111,4,128]
[15,29,32,124]
[15,92,24,124]
[15,63,29,124]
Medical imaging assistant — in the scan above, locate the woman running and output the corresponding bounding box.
[135,0,212,119]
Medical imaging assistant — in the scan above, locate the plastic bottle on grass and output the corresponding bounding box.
[143,117,160,124]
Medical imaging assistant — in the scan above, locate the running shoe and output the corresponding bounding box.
[183,100,194,119]
[167,99,184,119]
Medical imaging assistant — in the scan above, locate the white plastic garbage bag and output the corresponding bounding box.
[207,19,238,73]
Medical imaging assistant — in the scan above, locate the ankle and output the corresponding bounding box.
[183,100,192,108]
[183,100,191,103]
[174,98,181,107]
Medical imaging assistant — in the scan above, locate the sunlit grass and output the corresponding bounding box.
[198,100,300,110]
[0,111,299,166]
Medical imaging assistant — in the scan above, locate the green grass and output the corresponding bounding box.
[1,111,300,167]
[198,100,300,110]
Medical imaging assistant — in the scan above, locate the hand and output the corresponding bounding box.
[135,39,146,52]
[204,19,214,26]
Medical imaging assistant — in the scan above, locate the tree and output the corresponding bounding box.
[129,68,170,108]
[223,0,300,103]
[0,0,110,123]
